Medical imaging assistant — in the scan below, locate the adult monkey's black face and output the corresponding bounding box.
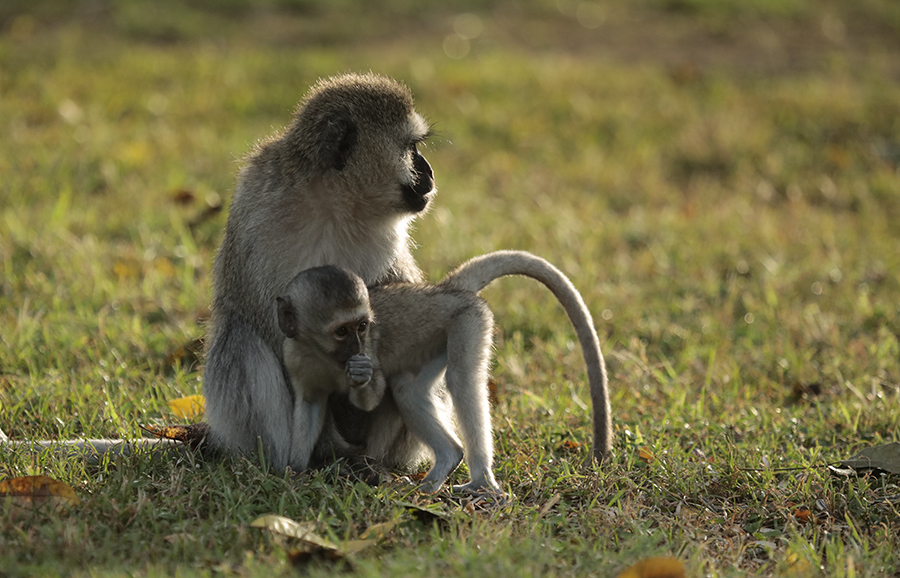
[402,145,435,213]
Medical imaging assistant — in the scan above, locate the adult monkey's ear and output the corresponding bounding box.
[276,296,298,339]
[319,113,357,171]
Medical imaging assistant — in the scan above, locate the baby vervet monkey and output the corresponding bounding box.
[274,266,386,471]
[278,250,611,494]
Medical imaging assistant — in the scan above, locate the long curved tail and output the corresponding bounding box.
[441,250,612,463]
[0,436,187,464]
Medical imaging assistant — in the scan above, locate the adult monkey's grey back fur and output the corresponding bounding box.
[204,73,435,469]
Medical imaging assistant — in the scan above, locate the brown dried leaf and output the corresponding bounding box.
[141,422,209,449]
[171,189,196,205]
[638,447,654,463]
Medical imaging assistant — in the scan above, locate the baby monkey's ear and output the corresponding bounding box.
[276,296,298,339]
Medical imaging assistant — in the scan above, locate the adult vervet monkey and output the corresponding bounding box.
[0,73,436,467]
[203,72,436,469]
[278,251,611,494]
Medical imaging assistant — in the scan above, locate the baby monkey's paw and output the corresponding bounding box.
[346,354,373,387]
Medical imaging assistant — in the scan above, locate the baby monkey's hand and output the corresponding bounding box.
[347,354,373,387]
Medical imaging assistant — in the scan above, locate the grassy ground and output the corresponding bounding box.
[1,1,899,576]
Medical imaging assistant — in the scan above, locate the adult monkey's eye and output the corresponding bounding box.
[358,321,368,333]
[335,326,349,338]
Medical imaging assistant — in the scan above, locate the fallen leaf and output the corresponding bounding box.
[251,514,377,554]
[168,395,206,420]
[0,475,80,519]
[827,465,856,477]
[838,443,900,475]
[792,509,816,524]
[638,447,654,463]
[359,519,402,540]
[252,515,337,548]
[617,556,685,578]
[397,501,451,531]
[171,189,196,205]
[0,475,79,504]
[141,422,209,449]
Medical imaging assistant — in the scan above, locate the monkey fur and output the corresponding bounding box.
[201,72,435,469]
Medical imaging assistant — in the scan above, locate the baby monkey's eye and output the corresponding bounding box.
[358,321,368,333]
[335,326,349,338]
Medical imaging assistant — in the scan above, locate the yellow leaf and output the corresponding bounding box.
[0,475,80,520]
[617,557,685,578]
[169,395,205,420]
[638,447,654,463]
[0,475,79,503]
